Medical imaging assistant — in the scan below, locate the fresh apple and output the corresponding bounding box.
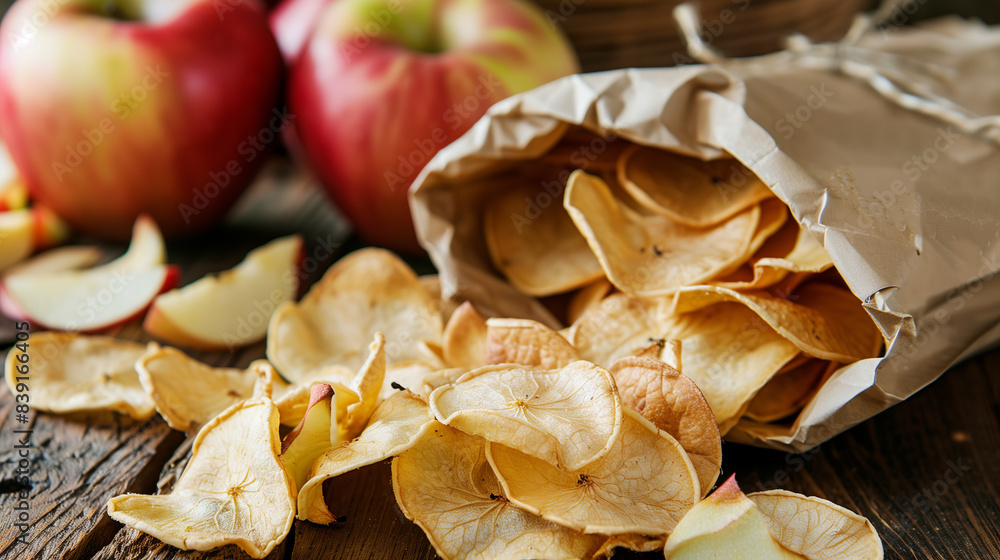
[0,216,178,330]
[288,0,579,252]
[144,235,303,350]
[269,0,334,64]
[0,0,284,241]
[663,476,803,560]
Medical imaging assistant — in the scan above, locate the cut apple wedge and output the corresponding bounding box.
[0,216,176,331]
[3,245,103,277]
[0,210,34,271]
[144,235,303,350]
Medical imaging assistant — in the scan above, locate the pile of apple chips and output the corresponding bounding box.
[8,246,882,558]
[483,131,884,434]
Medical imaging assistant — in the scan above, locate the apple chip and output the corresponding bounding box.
[484,182,604,296]
[484,318,579,369]
[617,145,774,227]
[281,384,335,490]
[712,222,833,290]
[661,302,800,427]
[748,490,884,559]
[5,332,153,419]
[299,391,437,523]
[106,398,295,558]
[609,356,721,496]
[442,301,488,369]
[570,293,672,368]
[663,476,803,559]
[488,407,699,535]
[429,361,621,470]
[565,170,760,295]
[745,360,833,423]
[566,277,613,325]
[393,424,604,560]
[136,346,270,433]
[672,283,882,363]
[272,365,354,426]
[267,248,441,382]
[598,534,666,556]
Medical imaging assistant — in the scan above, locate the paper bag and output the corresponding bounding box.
[410,18,1000,452]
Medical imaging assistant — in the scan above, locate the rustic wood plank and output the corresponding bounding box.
[0,391,183,560]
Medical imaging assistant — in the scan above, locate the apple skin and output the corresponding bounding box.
[0,0,284,241]
[288,0,579,253]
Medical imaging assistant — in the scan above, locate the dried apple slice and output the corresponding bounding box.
[617,145,775,228]
[281,384,335,490]
[266,248,441,382]
[379,361,444,402]
[609,356,721,497]
[0,216,177,331]
[442,301,488,369]
[661,302,800,428]
[336,332,386,442]
[748,490,884,559]
[712,222,833,290]
[106,398,295,559]
[272,364,354,426]
[299,391,437,523]
[5,332,153,418]
[484,182,604,296]
[144,235,303,350]
[488,407,699,535]
[393,424,604,560]
[672,283,881,363]
[663,476,804,559]
[484,318,579,369]
[429,361,622,471]
[570,293,672,368]
[136,346,271,433]
[565,170,759,296]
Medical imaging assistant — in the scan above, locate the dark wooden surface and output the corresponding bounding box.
[0,166,998,560]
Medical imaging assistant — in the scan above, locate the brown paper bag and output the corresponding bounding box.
[410,18,1000,452]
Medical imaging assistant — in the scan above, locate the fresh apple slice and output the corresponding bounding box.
[3,245,103,278]
[663,476,804,559]
[0,216,177,331]
[0,210,34,271]
[30,205,71,250]
[144,235,303,350]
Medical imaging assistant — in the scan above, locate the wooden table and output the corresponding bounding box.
[1,169,998,560]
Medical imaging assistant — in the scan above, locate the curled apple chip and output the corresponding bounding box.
[267,248,441,381]
[281,384,335,490]
[5,332,153,418]
[660,302,800,427]
[336,332,386,442]
[744,360,833,423]
[564,170,759,296]
[488,407,699,535]
[609,356,721,496]
[484,318,579,369]
[663,476,803,559]
[442,301,488,369]
[136,346,269,433]
[748,490,884,560]
[106,398,295,559]
[299,391,437,523]
[272,364,354,426]
[379,361,445,402]
[484,182,604,296]
[393,424,605,560]
[617,145,775,228]
[673,282,881,363]
[712,222,833,290]
[429,361,622,471]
